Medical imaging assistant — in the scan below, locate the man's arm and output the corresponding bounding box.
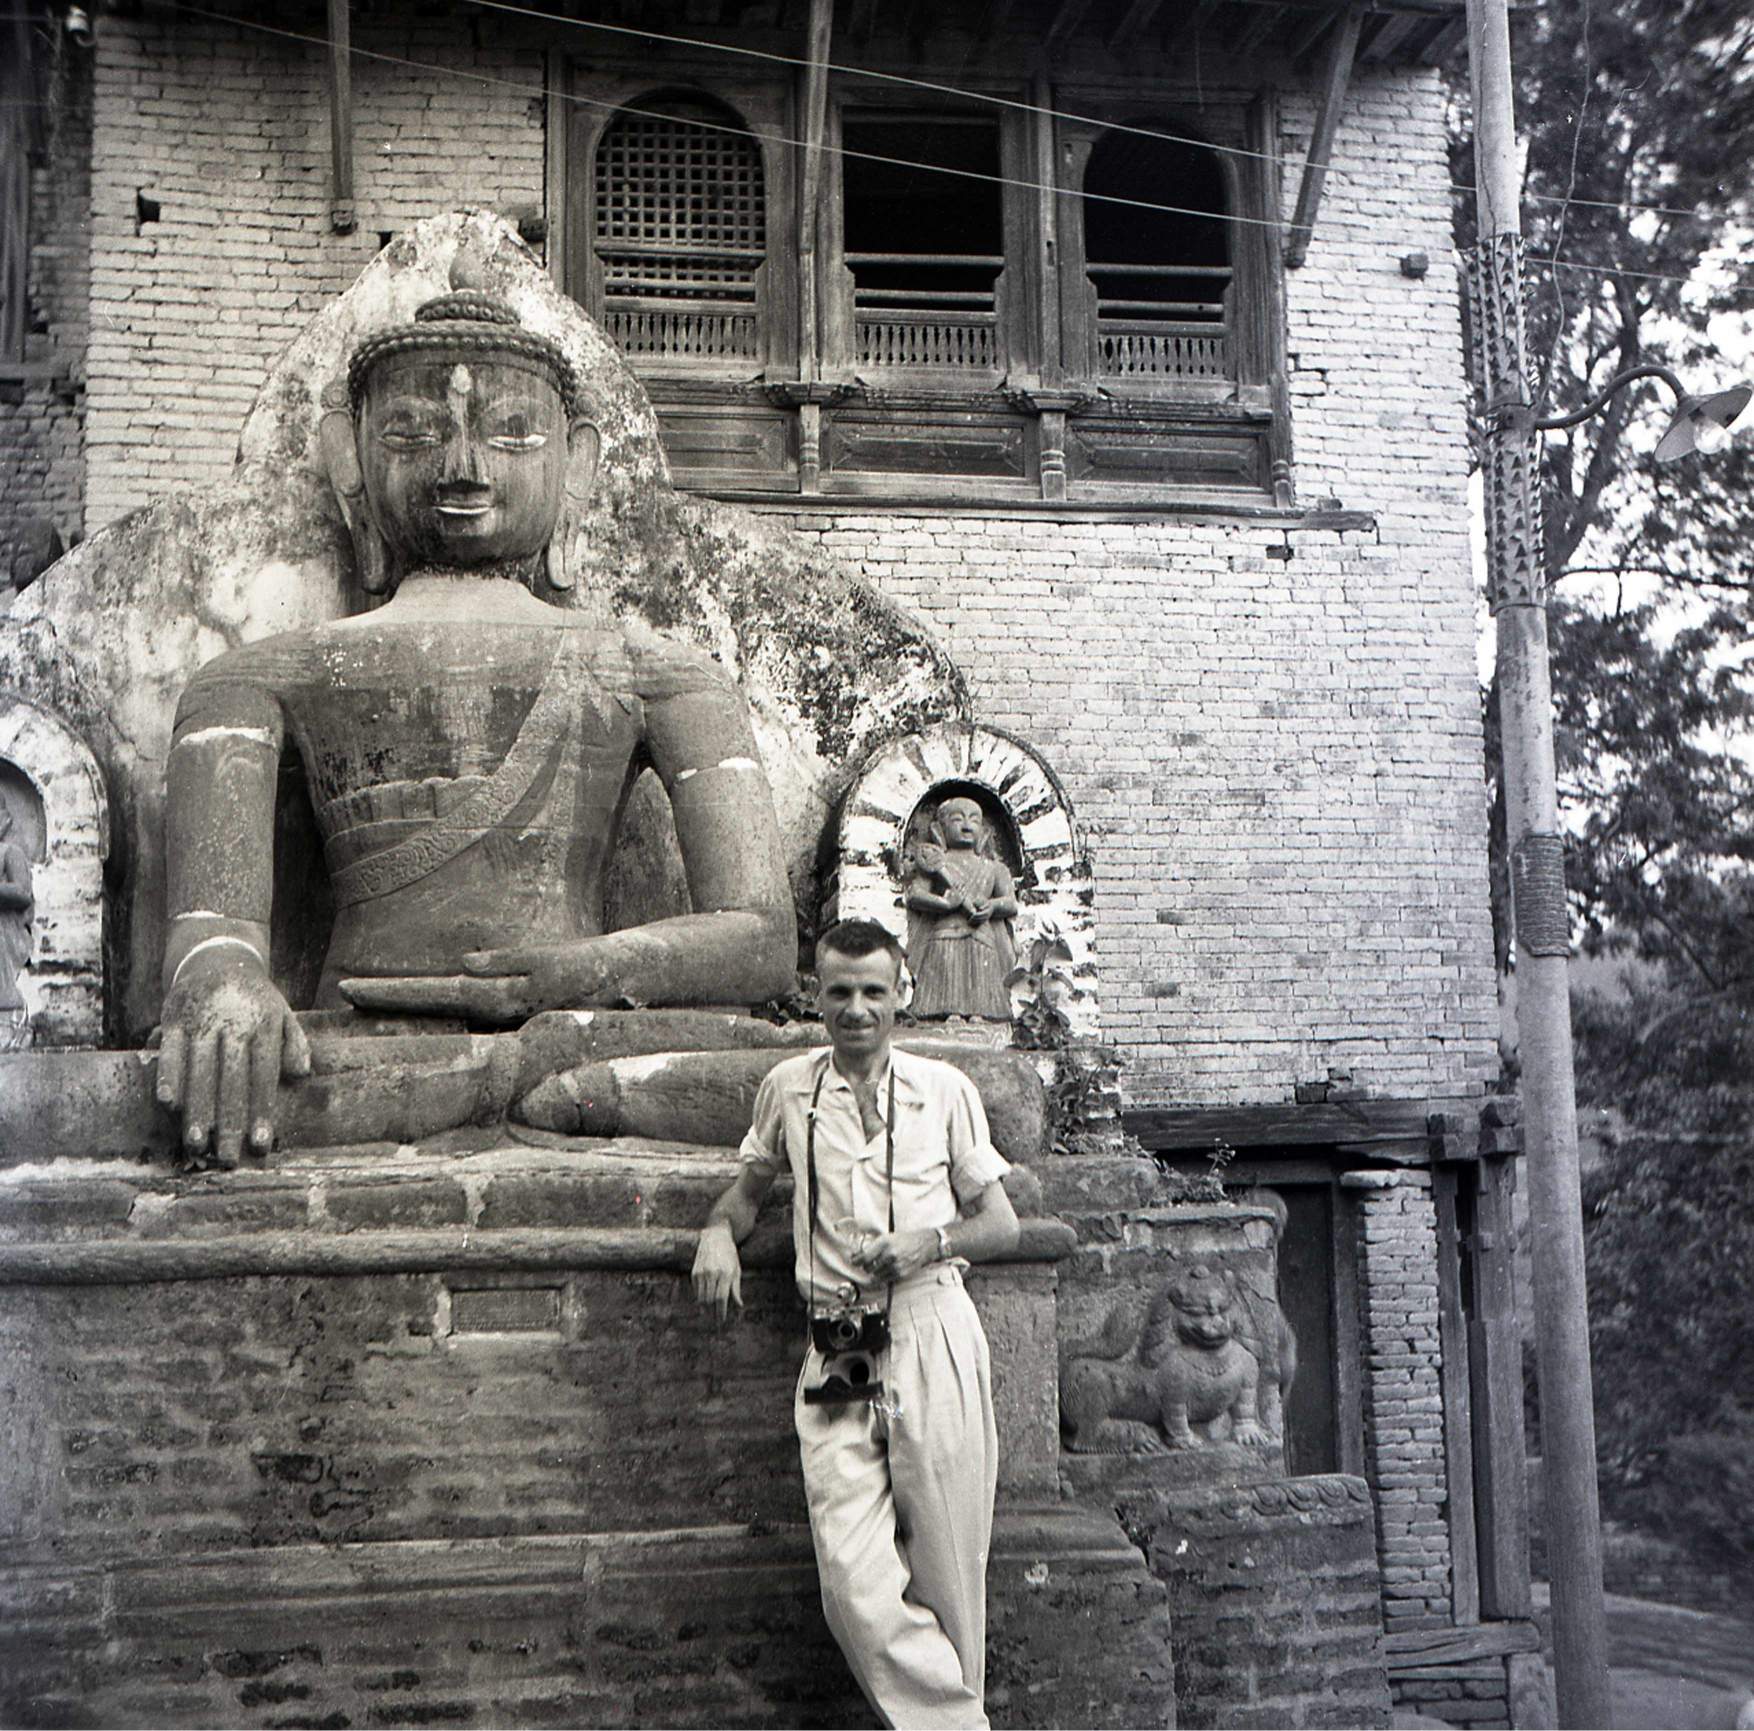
[692,1164,776,1323]
[853,1178,1020,1284]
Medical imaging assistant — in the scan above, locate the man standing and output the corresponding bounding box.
[692,918,1020,1730]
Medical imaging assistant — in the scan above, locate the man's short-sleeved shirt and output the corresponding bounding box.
[738,1045,1012,1308]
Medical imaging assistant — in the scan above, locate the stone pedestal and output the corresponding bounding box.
[0,1125,1173,1728]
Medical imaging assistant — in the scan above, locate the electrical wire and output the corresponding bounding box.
[165,1,1754,296]
[460,0,1723,225]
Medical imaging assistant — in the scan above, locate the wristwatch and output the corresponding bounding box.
[935,1225,953,1262]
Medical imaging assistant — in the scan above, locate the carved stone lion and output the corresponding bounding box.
[1060,1261,1292,1454]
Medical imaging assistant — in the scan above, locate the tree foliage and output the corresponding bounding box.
[1455,0,1754,981]
[1573,976,1754,1528]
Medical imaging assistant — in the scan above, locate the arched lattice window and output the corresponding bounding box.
[593,95,766,364]
[1082,130,1231,382]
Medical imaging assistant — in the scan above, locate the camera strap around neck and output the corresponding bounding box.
[806,1053,896,1325]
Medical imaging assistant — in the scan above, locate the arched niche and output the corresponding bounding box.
[0,692,110,1046]
[828,722,1099,1036]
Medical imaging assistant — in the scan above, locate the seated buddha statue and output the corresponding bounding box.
[155,263,796,1165]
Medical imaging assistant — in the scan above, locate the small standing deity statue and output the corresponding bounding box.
[0,801,34,1052]
[903,796,1018,1021]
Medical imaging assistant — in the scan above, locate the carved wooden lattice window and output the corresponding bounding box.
[840,113,1004,374]
[593,98,765,364]
[1083,130,1232,383]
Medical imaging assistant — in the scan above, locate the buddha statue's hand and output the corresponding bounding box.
[338,941,613,1024]
[156,950,312,1166]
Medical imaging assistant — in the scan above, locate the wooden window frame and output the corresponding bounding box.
[555,55,1293,509]
[567,73,800,384]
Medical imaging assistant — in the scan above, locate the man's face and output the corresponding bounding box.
[359,354,569,570]
[817,946,902,1065]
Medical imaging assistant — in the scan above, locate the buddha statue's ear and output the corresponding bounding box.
[545,411,602,594]
[319,378,391,595]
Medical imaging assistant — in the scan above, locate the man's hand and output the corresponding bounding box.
[851,1227,940,1284]
[339,941,613,1023]
[157,949,311,1165]
[692,1221,744,1323]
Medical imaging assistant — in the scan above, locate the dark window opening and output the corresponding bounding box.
[842,113,1003,371]
[1084,129,1230,381]
[593,95,765,364]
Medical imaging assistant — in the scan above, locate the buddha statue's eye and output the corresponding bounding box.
[483,402,550,450]
[377,402,448,449]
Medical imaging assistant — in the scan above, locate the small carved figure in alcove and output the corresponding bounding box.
[0,801,35,1052]
[903,795,1018,1020]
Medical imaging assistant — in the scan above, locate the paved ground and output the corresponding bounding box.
[1534,1586,1754,1729]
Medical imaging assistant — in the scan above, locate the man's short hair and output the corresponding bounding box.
[816,918,905,977]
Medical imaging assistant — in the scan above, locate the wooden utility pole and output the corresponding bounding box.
[1463,2,1610,1724]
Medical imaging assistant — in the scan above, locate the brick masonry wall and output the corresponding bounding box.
[1,35,90,583]
[1344,1169,1455,1636]
[71,19,1496,1111]
[760,71,1496,1110]
[1128,1475,1391,1730]
[83,9,546,524]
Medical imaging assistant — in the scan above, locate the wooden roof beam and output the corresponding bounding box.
[1045,0,1099,48]
[1285,1,1342,66]
[1233,2,1291,56]
[1107,0,1169,51]
[1163,0,1224,52]
[1283,0,1362,270]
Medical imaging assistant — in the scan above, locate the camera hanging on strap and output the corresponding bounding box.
[803,1058,896,1407]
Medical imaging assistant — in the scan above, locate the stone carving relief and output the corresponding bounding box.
[0,790,33,1051]
[1060,1260,1296,1454]
[903,792,1018,1021]
[0,698,108,1048]
[829,722,1099,1037]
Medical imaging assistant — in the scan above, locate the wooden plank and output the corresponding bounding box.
[1434,1167,1481,1625]
[1283,0,1363,269]
[1126,1098,1437,1152]
[1383,1620,1542,1662]
[1331,1176,1367,1476]
[1470,1157,1535,1618]
[326,0,355,232]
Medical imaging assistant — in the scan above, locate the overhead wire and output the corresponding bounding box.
[167,1,1753,296]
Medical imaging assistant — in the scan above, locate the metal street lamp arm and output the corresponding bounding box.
[1533,364,1687,432]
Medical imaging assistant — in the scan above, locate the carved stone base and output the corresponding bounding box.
[0,1139,1171,1727]
[1066,1459,1390,1730]
[0,1513,1172,1729]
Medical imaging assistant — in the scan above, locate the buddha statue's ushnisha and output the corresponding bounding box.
[156,258,796,1164]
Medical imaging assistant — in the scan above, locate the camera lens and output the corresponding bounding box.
[828,1317,858,1349]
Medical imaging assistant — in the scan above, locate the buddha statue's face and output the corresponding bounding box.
[938,799,983,849]
[358,352,570,571]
